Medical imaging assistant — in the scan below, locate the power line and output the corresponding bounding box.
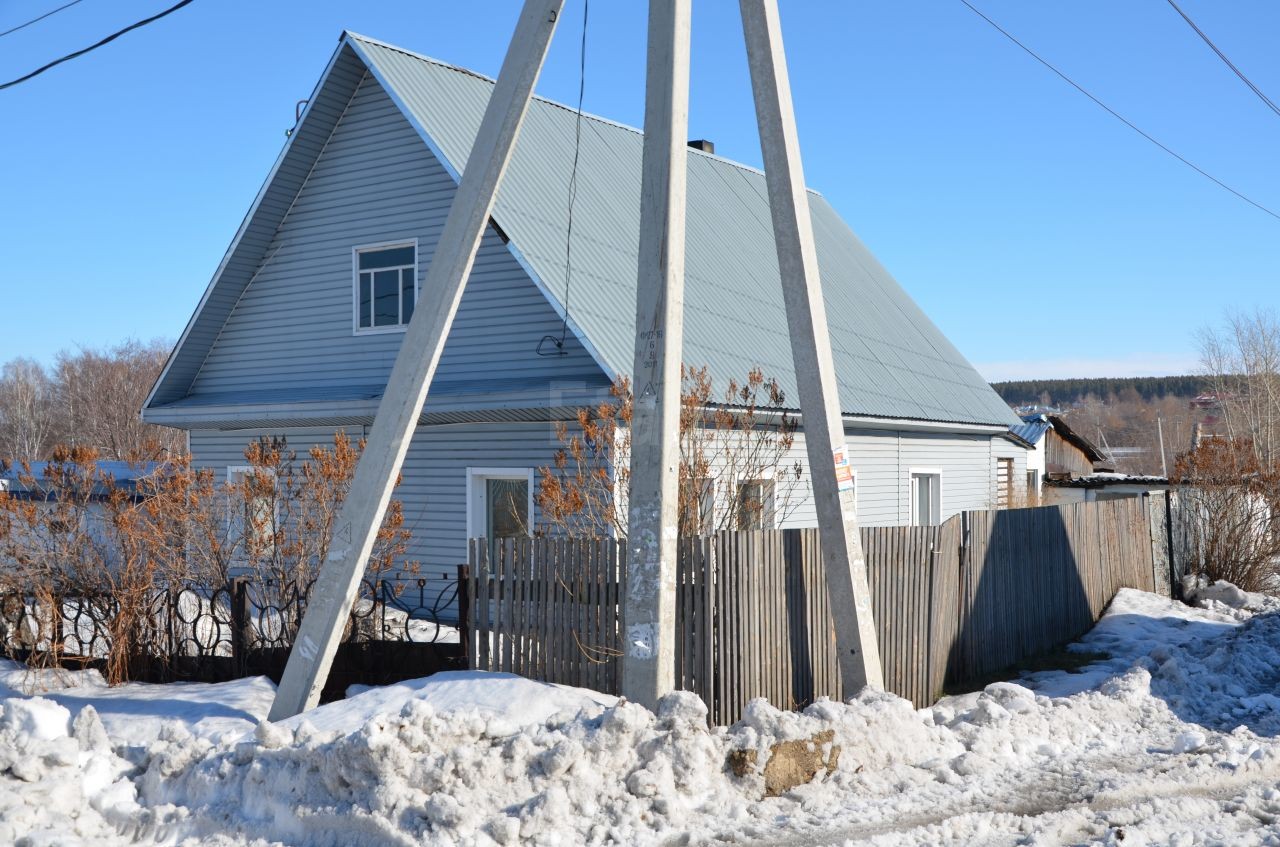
[957,0,1280,222]
[539,0,590,357]
[0,0,195,91]
[0,0,86,39]
[1164,0,1280,119]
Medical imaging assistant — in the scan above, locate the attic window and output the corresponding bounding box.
[354,241,417,333]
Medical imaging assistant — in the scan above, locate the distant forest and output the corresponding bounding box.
[992,375,1212,406]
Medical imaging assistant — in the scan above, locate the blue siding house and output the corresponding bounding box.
[143,33,1023,577]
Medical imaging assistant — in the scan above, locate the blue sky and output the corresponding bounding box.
[1,0,1276,382]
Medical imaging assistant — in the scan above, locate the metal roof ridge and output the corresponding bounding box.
[341,31,823,195]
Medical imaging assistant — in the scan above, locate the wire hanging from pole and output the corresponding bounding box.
[538,0,589,356]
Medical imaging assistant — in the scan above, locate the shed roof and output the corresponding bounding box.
[1,461,163,501]
[147,34,1018,429]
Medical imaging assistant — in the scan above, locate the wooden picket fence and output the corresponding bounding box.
[463,493,1175,725]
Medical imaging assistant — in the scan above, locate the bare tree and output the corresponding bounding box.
[53,339,184,460]
[0,359,59,463]
[1199,309,1280,469]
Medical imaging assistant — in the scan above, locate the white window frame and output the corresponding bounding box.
[352,238,419,336]
[734,474,777,531]
[908,467,943,527]
[465,467,536,541]
[227,465,279,546]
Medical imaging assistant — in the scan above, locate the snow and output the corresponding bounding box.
[0,661,276,747]
[3,582,1280,845]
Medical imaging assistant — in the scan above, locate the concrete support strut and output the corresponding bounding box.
[268,0,565,721]
[738,0,884,694]
[621,0,692,710]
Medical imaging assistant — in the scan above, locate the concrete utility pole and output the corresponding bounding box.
[737,0,884,692]
[621,0,692,709]
[1158,416,1168,477]
[269,0,565,721]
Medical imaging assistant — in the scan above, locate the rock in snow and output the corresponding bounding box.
[2,582,1280,845]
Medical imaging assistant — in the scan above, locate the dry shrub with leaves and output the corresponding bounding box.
[1171,437,1280,592]
[0,432,414,683]
[538,365,804,538]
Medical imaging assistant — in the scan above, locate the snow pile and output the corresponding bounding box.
[0,697,141,845]
[2,581,1280,845]
[137,676,955,846]
[0,659,275,748]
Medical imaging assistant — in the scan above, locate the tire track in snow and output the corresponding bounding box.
[728,752,1280,846]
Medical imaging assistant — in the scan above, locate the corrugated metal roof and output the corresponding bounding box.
[349,34,1017,427]
[148,34,1018,429]
[1011,416,1052,445]
[2,461,163,500]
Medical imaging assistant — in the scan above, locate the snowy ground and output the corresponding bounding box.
[2,583,1280,845]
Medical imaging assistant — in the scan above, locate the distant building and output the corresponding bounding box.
[1010,414,1110,503]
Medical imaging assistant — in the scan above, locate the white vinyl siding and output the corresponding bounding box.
[187,72,600,398]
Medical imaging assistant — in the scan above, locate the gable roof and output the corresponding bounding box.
[148,33,1018,429]
[1017,413,1107,463]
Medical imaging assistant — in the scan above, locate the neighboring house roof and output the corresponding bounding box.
[146,33,1019,429]
[1047,473,1169,489]
[1010,415,1053,446]
[1014,413,1107,464]
[1,461,163,501]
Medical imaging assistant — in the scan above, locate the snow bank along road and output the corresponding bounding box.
[2,583,1280,846]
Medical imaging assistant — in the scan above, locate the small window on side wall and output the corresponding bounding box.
[354,242,417,333]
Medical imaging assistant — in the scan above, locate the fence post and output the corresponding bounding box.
[1166,489,1182,598]
[231,578,251,676]
[457,563,472,668]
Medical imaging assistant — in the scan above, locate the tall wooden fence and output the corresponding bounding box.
[465,493,1175,724]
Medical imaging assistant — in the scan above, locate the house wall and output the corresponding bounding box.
[1046,431,1096,478]
[189,422,570,581]
[991,436,1032,508]
[187,70,602,401]
[643,426,1026,531]
[189,423,1025,598]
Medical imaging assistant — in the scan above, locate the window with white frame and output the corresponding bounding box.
[735,478,776,530]
[354,242,417,332]
[227,465,277,547]
[910,470,941,526]
[466,468,534,543]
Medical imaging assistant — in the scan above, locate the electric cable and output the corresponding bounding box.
[1164,0,1280,119]
[958,0,1280,222]
[0,0,86,40]
[538,0,590,356]
[0,0,195,91]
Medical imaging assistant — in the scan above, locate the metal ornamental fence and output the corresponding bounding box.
[1,573,464,701]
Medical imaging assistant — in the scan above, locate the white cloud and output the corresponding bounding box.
[975,352,1201,383]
